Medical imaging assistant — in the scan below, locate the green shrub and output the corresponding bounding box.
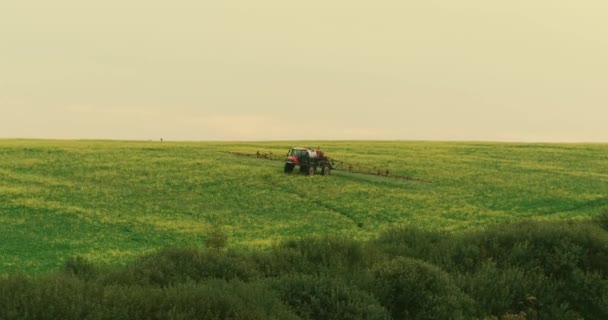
[595,211,608,231]
[452,221,608,277]
[63,256,98,281]
[205,226,229,252]
[458,262,545,318]
[270,275,389,320]
[0,275,100,320]
[0,277,298,320]
[101,248,261,287]
[446,221,608,319]
[370,257,473,320]
[96,280,299,320]
[374,227,447,261]
[276,236,377,277]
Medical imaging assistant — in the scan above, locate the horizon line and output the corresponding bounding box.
[1,137,607,145]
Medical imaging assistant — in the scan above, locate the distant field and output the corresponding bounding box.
[1,140,607,274]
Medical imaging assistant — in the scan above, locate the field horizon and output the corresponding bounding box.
[2,138,608,144]
[1,139,607,274]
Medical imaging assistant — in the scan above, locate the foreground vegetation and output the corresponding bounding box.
[1,140,607,274]
[1,218,607,319]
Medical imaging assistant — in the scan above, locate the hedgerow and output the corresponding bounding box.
[1,218,607,319]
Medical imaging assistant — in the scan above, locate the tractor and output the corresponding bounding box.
[284,147,332,176]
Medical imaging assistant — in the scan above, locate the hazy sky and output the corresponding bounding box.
[1,1,607,141]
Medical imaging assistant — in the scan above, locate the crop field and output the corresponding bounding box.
[1,139,607,274]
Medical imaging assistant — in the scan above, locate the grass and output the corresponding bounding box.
[1,139,607,274]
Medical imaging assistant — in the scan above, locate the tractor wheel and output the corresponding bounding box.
[322,165,331,176]
[308,166,316,176]
[284,163,294,173]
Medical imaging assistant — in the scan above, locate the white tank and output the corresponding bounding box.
[307,149,318,159]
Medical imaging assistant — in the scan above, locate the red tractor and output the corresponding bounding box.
[284,147,332,176]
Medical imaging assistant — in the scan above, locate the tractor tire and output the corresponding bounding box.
[322,165,331,176]
[284,163,294,173]
[308,166,316,176]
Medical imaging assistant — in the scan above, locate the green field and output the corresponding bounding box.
[1,140,607,274]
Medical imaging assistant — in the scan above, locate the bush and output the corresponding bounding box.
[96,280,298,320]
[458,262,545,318]
[205,226,229,252]
[0,274,100,320]
[451,221,608,277]
[0,277,298,320]
[278,236,369,273]
[63,256,98,281]
[375,227,447,262]
[101,248,261,287]
[445,221,608,320]
[370,257,473,320]
[270,275,390,320]
[595,210,608,231]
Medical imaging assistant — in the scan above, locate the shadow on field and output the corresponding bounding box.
[2,215,608,320]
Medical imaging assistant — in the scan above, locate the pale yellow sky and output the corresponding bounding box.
[1,1,607,141]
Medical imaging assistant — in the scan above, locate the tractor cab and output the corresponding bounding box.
[286,148,309,165]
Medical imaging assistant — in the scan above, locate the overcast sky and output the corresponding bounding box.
[1,1,607,141]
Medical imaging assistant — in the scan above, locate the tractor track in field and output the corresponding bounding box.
[259,178,363,228]
[231,155,395,228]
[549,197,608,215]
[305,197,363,229]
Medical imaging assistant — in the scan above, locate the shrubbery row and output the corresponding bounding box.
[1,216,607,319]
